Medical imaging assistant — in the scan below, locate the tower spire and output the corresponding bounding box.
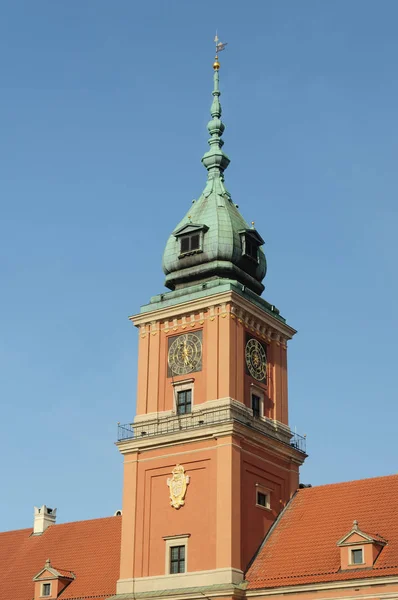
[201,35,230,178]
[162,36,267,296]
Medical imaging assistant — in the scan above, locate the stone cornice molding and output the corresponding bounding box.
[110,582,246,600]
[245,575,398,598]
[115,567,245,597]
[130,291,295,344]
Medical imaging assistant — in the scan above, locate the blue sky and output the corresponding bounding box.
[1,0,398,531]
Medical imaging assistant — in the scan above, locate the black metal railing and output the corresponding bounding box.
[118,423,136,441]
[117,406,307,454]
[290,432,307,453]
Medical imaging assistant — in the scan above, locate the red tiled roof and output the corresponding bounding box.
[246,474,398,589]
[52,567,75,579]
[0,516,121,599]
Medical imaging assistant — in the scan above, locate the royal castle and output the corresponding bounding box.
[2,45,398,600]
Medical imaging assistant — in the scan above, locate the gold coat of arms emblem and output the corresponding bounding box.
[167,464,190,509]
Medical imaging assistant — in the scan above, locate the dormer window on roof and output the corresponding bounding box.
[33,559,75,600]
[337,520,387,570]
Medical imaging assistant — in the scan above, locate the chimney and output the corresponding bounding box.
[33,505,57,535]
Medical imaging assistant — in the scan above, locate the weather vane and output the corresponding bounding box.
[213,32,228,70]
[214,32,228,54]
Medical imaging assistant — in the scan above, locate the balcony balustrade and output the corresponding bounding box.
[117,402,306,454]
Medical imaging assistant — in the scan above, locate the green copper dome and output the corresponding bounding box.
[162,61,267,296]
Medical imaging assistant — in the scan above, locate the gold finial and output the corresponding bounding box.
[251,221,255,228]
[213,32,227,70]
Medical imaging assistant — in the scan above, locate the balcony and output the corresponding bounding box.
[117,402,306,454]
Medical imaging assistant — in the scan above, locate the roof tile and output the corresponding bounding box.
[246,474,398,589]
[0,516,121,599]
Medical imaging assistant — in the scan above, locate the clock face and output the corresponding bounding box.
[167,332,203,376]
[245,337,267,382]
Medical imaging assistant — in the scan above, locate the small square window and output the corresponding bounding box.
[177,390,192,415]
[256,488,270,509]
[42,583,51,597]
[351,549,363,564]
[170,545,185,573]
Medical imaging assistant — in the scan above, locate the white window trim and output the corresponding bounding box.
[163,534,190,575]
[172,379,194,415]
[41,582,52,597]
[250,384,265,418]
[349,546,365,565]
[255,483,271,510]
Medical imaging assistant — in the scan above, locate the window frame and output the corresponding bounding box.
[255,484,271,510]
[41,582,52,597]
[241,234,259,263]
[250,385,265,419]
[163,534,190,575]
[174,224,208,260]
[172,379,194,415]
[176,389,192,415]
[350,547,364,565]
[169,545,186,574]
[179,232,204,257]
[251,393,261,418]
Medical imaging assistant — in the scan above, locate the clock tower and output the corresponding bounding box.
[115,48,306,599]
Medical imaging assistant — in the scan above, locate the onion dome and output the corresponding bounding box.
[162,54,267,296]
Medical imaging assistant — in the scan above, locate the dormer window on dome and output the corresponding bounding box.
[173,223,209,258]
[240,229,265,264]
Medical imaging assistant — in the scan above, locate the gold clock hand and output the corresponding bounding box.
[182,340,190,365]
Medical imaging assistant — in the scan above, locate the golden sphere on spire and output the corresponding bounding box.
[213,55,220,70]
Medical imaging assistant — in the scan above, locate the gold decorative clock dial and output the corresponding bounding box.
[168,332,203,376]
[245,337,267,382]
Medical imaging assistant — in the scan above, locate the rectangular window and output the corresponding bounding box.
[180,233,201,255]
[170,545,185,573]
[190,234,200,250]
[256,489,270,509]
[252,394,261,417]
[42,583,51,597]
[180,236,190,253]
[351,549,363,564]
[177,390,192,415]
[257,491,267,507]
[243,235,258,261]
